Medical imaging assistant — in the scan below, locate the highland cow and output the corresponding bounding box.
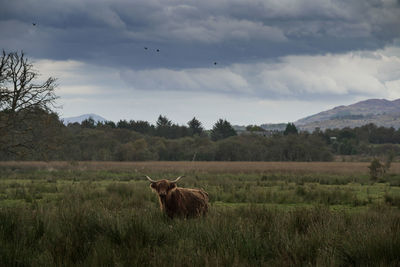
[146,176,209,218]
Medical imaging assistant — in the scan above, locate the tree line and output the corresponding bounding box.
[1,107,400,161]
[0,111,333,161]
[80,115,234,141]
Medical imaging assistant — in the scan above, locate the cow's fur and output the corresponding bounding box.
[148,178,209,218]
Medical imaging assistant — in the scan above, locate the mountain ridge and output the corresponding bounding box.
[295,98,400,131]
[62,113,107,125]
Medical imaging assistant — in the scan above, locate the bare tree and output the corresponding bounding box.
[0,50,59,157]
[0,50,58,113]
[0,50,10,107]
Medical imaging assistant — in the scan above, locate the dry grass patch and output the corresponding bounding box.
[2,161,398,175]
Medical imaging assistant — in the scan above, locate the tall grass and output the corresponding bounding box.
[0,162,399,265]
[1,202,399,266]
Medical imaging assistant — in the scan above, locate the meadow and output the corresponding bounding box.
[0,161,399,266]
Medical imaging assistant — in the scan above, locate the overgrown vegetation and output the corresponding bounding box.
[3,108,400,161]
[0,162,399,266]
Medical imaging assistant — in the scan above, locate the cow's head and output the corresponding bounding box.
[146,176,183,199]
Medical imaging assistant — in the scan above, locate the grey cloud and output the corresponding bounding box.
[0,0,399,69]
[119,48,400,101]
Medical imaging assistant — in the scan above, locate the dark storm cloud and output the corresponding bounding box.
[1,0,399,69]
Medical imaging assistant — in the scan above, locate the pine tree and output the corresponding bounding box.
[284,123,298,135]
[211,119,237,141]
[188,117,204,136]
[156,115,172,127]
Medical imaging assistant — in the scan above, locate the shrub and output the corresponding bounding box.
[368,158,385,181]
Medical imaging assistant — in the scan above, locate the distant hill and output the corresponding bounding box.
[232,125,247,133]
[260,123,287,131]
[62,114,107,125]
[233,123,287,133]
[295,98,400,131]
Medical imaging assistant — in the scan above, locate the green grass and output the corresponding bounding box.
[0,165,399,266]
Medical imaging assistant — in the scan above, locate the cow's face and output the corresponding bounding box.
[150,180,176,199]
[146,176,183,200]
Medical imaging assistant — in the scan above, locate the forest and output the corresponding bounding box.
[1,108,400,161]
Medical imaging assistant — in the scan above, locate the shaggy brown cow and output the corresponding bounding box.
[146,175,209,218]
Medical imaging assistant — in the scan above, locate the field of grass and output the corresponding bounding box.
[1,161,400,266]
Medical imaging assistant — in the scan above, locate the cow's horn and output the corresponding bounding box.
[146,176,157,183]
[172,176,184,183]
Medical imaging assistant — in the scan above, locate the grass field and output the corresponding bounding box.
[1,161,400,266]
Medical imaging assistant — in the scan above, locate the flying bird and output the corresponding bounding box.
[144,47,148,50]
[156,49,160,52]
[32,23,36,26]
[214,62,217,65]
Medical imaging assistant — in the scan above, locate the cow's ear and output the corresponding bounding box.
[150,183,157,189]
[169,183,177,190]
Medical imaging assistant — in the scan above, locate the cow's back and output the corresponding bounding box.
[166,187,209,218]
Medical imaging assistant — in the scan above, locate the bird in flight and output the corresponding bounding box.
[32,23,36,26]
[156,49,160,52]
[144,47,148,50]
[214,62,217,65]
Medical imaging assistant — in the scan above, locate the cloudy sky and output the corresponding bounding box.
[1,0,400,128]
